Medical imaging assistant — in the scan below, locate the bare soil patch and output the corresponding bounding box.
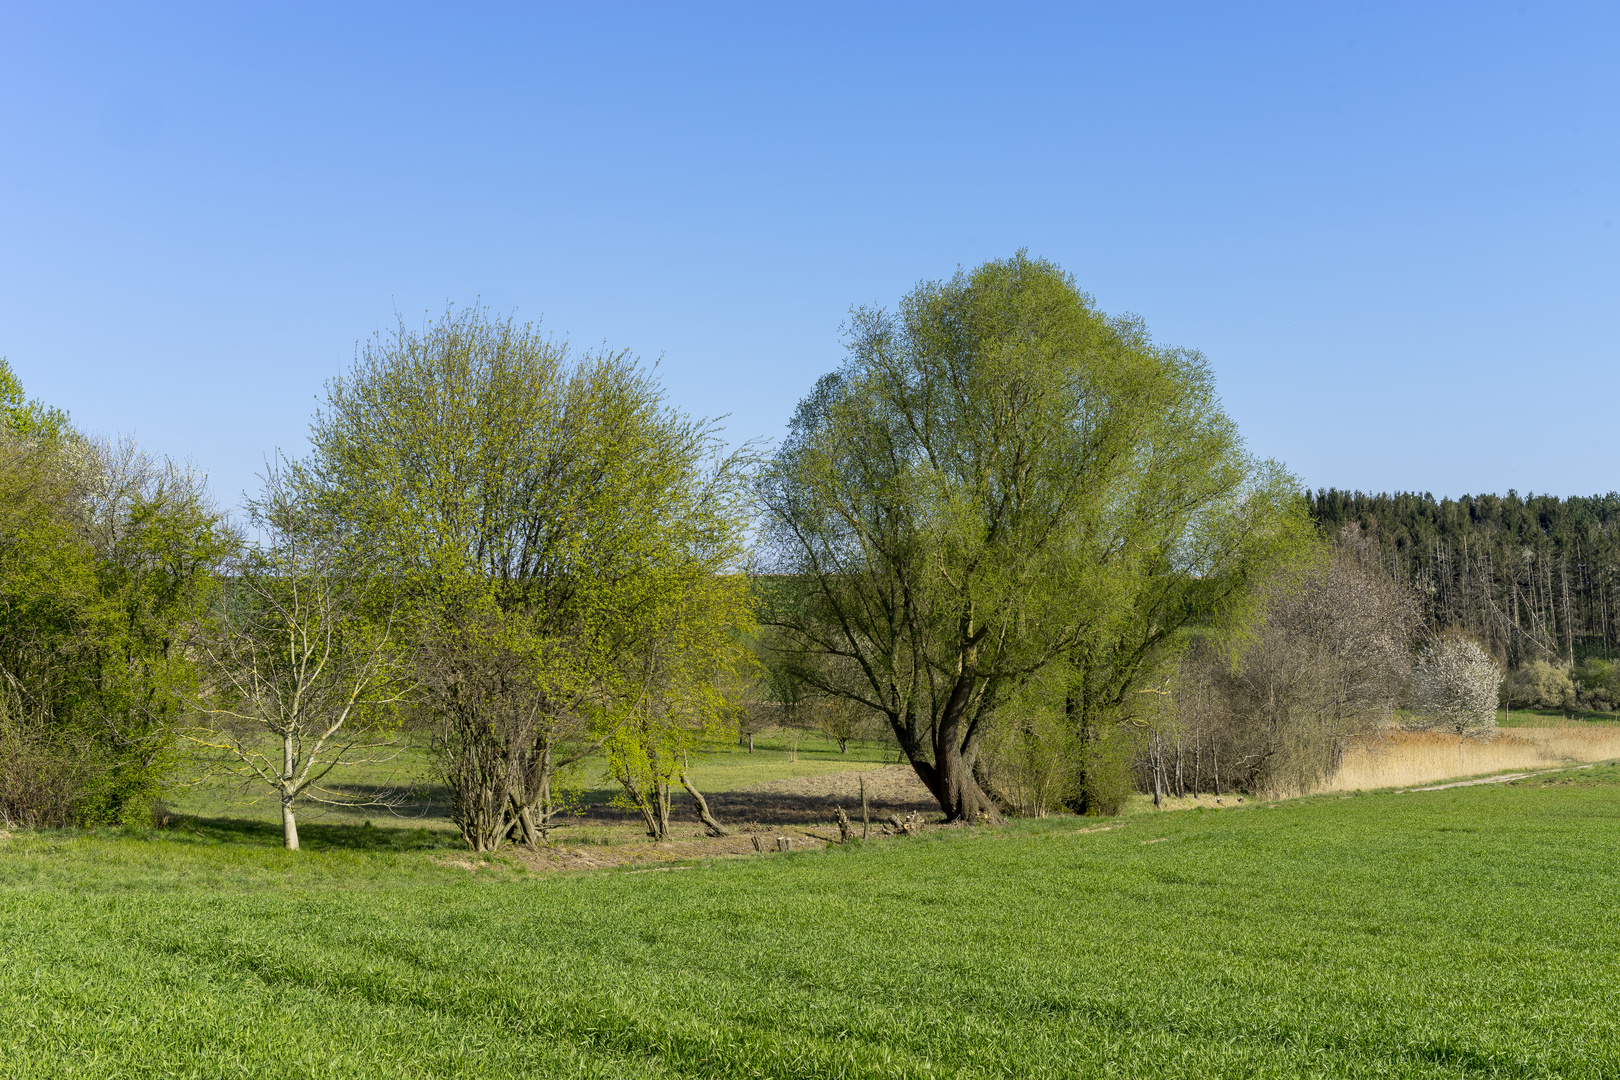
[570,764,938,830]
[708,764,936,825]
[446,767,941,872]
[444,823,847,874]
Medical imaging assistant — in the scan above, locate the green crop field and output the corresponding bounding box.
[3,765,1619,1078]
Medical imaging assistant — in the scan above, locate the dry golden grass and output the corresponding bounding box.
[1324,725,1620,792]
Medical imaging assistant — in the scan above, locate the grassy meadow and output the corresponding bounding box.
[4,762,1620,1077]
[165,733,906,839]
[1498,706,1620,727]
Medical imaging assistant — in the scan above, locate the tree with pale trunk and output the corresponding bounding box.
[186,466,406,850]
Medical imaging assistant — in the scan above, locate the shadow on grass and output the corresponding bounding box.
[165,816,466,853]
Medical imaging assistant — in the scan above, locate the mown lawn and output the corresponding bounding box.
[3,767,1618,1078]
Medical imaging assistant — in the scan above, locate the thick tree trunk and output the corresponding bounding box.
[929,673,1002,822]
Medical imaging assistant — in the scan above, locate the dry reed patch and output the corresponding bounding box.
[1325,726,1620,792]
[1140,793,1247,814]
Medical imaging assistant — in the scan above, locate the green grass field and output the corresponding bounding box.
[1497,706,1620,727]
[4,763,1619,1077]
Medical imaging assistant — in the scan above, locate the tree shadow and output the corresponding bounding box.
[562,788,937,828]
[167,815,464,852]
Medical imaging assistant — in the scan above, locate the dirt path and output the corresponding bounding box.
[1402,763,1595,792]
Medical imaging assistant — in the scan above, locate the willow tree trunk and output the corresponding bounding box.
[915,673,1001,823]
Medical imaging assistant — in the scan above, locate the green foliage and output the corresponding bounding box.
[0,372,228,825]
[305,306,755,849]
[1075,716,1133,815]
[976,669,1078,816]
[761,252,1307,821]
[1504,660,1577,711]
[0,357,69,440]
[4,780,1620,1075]
[1573,657,1619,712]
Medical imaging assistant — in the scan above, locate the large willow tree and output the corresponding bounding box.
[758,254,1303,822]
[303,309,752,850]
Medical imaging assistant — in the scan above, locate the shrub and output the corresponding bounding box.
[980,702,1078,818]
[1503,661,1576,711]
[0,700,97,828]
[1076,722,1134,816]
[1573,658,1619,713]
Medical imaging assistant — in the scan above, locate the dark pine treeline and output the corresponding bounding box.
[1310,489,1620,668]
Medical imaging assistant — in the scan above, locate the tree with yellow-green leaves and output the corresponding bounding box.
[303,309,754,850]
[758,255,1306,822]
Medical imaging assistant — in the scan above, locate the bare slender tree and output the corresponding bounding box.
[185,464,407,850]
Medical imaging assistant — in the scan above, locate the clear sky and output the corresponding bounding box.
[2,2,1616,511]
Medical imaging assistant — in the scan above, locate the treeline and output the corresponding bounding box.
[0,254,1550,842]
[1310,489,1620,666]
[0,317,750,848]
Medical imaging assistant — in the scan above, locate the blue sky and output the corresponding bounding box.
[2,2,1616,511]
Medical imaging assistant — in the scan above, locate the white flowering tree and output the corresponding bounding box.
[1411,636,1501,738]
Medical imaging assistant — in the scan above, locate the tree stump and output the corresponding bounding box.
[835,806,853,843]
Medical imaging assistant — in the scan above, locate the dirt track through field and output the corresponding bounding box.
[1402,763,1596,792]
